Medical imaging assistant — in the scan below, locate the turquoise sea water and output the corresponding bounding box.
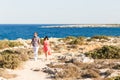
[0,24,120,40]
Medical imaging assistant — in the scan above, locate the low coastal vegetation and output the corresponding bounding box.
[45,53,120,80]
[0,36,120,80]
[0,40,33,69]
[59,36,86,45]
[65,36,86,41]
[42,36,120,80]
[58,36,76,43]
[59,35,110,45]
[0,40,32,69]
[0,40,23,49]
[47,63,101,79]
[91,35,110,40]
[0,49,30,69]
[85,45,120,59]
[69,36,86,45]
[87,35,110,42]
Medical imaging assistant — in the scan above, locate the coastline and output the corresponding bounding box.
[1,24,120,27]
[40,24,120,28]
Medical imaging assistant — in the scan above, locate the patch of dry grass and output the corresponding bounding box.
[46,57,120,80]
[0,49,32,69]
[0,40,23,49]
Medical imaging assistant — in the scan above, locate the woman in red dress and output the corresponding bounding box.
[43,36,51,60]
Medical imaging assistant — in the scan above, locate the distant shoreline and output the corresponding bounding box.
[0,24,120,28]
[0,24,120,27]
[40,24,120,28]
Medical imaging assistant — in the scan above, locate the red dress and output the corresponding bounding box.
[43,40,51,55]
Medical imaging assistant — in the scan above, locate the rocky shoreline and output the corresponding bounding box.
[42,24,120,28]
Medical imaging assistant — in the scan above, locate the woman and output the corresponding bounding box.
[43,36,51,60]
[31,32,40,61]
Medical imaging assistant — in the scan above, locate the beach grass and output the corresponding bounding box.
[0,40,23,49]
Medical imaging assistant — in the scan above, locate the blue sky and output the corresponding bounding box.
[0,0,120,24]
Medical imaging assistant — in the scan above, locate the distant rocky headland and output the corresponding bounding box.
[74,24,120,27]
[42,24,120,28]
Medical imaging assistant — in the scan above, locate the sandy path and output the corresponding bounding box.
[8,55,52,80]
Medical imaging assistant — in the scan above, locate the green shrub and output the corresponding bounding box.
[69,39,84,45]
[58,36,86,44]
[0,53,20,69]
[59,36,77,43]
[85,45,120,59]
[0,49,28,69]
[77,36,86,40]
[65,36,77,40]
[69,37,86,45]
[91,35,109,40]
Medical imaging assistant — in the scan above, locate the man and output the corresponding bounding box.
[31,32,40,61]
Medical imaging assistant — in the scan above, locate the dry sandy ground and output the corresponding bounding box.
[8,55,52,80]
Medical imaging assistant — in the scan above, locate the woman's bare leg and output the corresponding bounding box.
[45,52,47,60]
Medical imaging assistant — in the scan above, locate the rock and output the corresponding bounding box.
[72,57,82,63]
[31,67,40,71]
[65,56,72,62]
[57,55,66,60]
[108,71,120,78]
[49,62,65,67]
[42,67,56,74]
[82,57,94,63]
[57,53,95,64]
[74,54,94,63]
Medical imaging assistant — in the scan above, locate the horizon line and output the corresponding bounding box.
[0,23,120,25]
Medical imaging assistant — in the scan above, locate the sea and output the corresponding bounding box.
[0,24,120,40]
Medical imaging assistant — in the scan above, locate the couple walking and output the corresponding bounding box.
[31,32,51,61]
